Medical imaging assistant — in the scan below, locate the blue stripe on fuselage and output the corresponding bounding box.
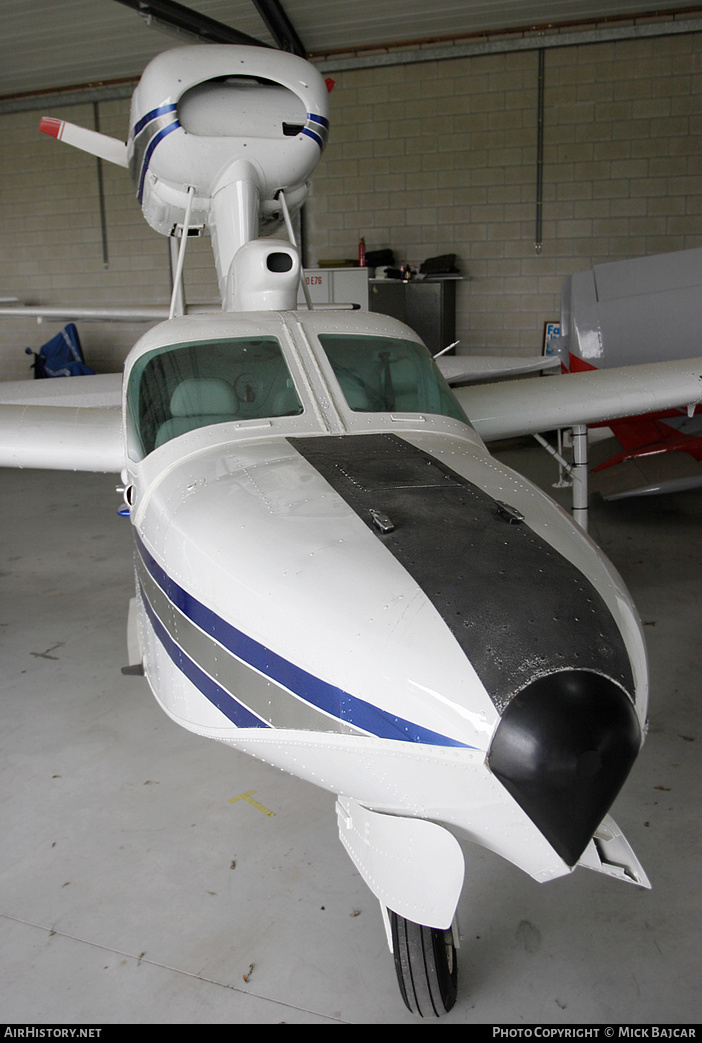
[135,534,473,748]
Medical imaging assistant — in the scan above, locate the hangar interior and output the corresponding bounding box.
[1,0,701,1026]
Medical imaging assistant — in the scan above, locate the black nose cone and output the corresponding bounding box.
[488,670,642,867]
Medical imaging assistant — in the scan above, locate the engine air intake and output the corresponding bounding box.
[488,670,641,867]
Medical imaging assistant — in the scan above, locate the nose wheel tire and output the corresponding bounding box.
[389,910,458,1017]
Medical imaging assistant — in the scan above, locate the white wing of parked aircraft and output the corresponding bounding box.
[0,305,171,323]
[435,352,560,384]
[549,247,702,500]
[2,42,700,1019]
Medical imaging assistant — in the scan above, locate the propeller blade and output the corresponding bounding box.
[39,117,129,168]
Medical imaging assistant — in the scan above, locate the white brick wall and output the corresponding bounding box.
[307,32,702,355]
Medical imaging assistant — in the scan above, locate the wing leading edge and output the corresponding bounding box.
[456,356,702,442]
[0,402,123,472]
[0,373,122,409]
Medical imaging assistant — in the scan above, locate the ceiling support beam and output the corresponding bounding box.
[111,0,269,48]
[250,0,306,56]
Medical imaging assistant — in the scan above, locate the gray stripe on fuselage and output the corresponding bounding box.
[130,111,178,194]
[136,553,361,735]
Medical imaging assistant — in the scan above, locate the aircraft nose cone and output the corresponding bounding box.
[488,670,641,866]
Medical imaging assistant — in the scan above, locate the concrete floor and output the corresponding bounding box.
[1,443,700,1025]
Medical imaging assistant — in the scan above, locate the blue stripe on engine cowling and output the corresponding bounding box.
[304,112,329,150]
[133,102,178,137]
[135,534,473,748]
[301,126,324,148]
[137,118,181,204]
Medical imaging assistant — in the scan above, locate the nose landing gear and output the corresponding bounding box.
[389,910,458,1017]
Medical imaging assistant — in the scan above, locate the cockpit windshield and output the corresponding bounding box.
[317,333,469,424]
[127,336,303,459]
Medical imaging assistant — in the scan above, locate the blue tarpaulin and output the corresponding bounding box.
[27,323,95,379]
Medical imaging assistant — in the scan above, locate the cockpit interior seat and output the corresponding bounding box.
[155,377,239,447]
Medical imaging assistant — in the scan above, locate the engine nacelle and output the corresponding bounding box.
[40,45,330,312]
[129,46,328,234]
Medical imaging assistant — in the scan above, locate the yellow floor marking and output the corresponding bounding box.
[229,790,275,816]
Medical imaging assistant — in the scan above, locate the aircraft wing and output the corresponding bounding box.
[0,374,123,472]
[2,357,701,475]
[0,404,123,472]
[0,373,122,408]
[457,356,702,442]
[437,354,560,385]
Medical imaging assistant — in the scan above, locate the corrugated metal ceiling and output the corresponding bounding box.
[0,0,699,97]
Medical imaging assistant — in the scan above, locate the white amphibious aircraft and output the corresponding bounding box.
[2,44,702,1018]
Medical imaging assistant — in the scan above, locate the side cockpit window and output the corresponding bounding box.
[127,336,303,459]
[317,333,469,424]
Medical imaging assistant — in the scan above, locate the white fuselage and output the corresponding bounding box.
[121,308,649,903]
[13,37,655,972]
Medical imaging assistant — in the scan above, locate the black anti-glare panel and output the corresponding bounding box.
[289,433,634,713]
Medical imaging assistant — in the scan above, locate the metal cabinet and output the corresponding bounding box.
[369,278,458,355]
